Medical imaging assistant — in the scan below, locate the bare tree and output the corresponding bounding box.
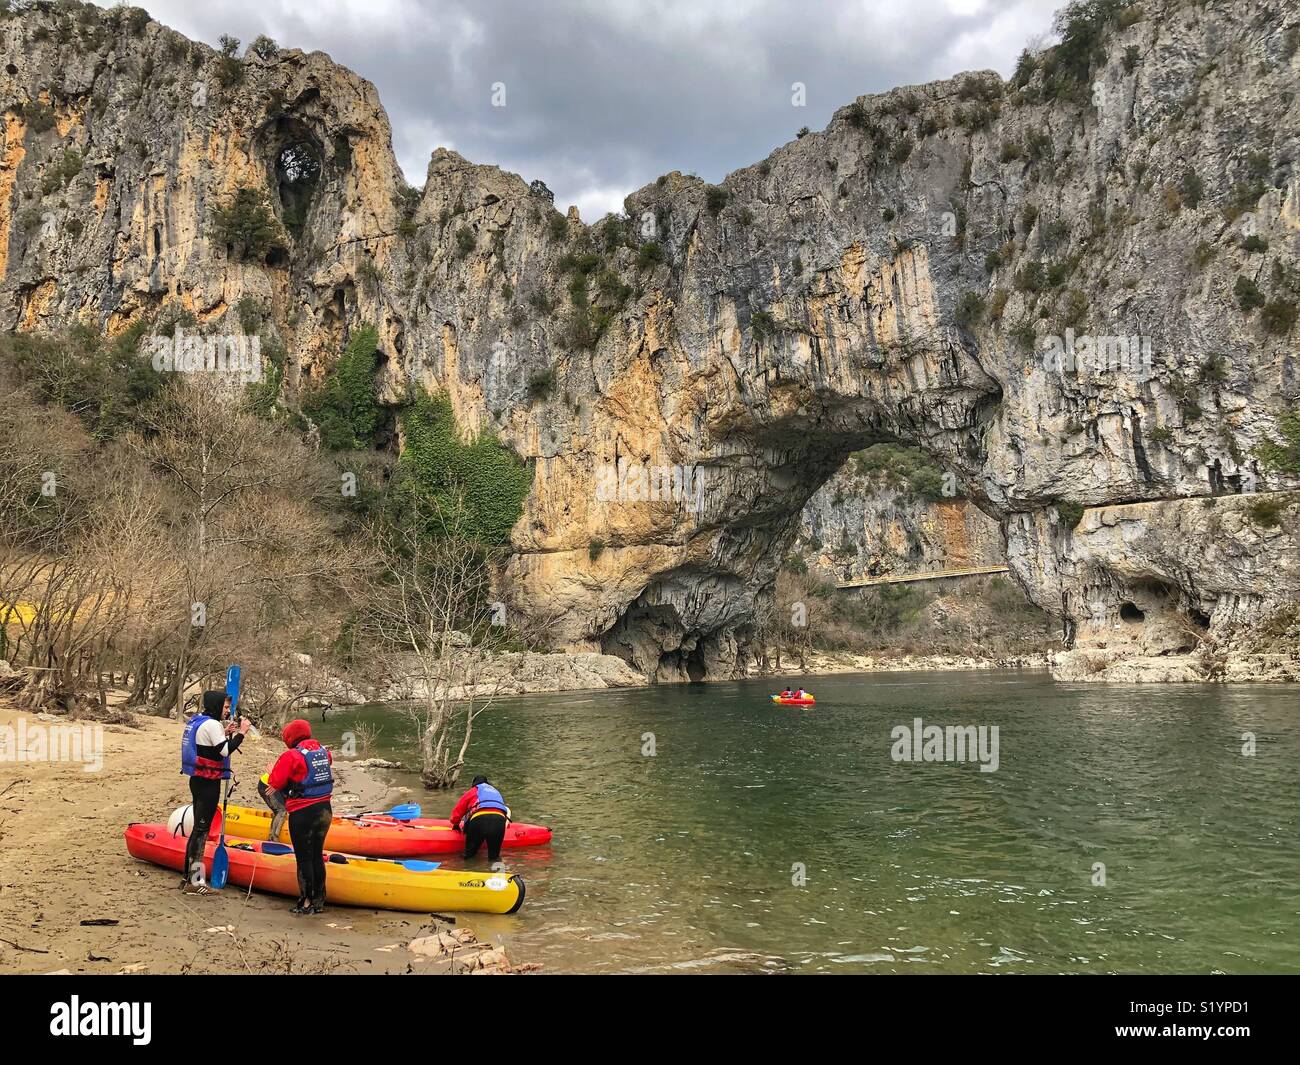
[0,367,361,716]
[129,375,358,716]
[352,495,522,789]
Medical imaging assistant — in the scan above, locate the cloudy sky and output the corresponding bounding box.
[102,0,1063,221]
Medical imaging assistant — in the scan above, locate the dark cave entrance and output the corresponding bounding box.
[264,118,323,241]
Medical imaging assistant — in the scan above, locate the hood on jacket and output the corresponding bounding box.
[201,690,228,719]
[282,718,312,748]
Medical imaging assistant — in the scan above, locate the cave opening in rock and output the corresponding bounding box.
[685,644,708,684]
[267,120,323,240]
[1119,601,1145,623]
[277,142,321,236]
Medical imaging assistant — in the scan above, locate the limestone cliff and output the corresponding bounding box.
[3,0,1298,682]
[796,447,1004,582]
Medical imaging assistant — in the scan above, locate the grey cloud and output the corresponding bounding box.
[99,0,1062,221]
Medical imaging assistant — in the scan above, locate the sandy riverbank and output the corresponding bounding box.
[0,703,528,974]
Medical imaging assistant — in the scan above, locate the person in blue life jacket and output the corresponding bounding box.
[179,690,251,894]
[447,775,511,863]
[266,718,334,914]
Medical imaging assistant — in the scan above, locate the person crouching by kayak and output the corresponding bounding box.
[448,775,511,864]
[180,690,250,895]
[267,719,333,914]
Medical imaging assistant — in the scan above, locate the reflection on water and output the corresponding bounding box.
[315,670,1300,974]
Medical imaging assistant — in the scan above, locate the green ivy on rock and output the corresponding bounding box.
[394,386,533,545]
[302,324,380,450]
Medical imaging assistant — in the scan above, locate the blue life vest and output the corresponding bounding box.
[472,782,508,815]
[180,713,231,780]
[289,744,333,800]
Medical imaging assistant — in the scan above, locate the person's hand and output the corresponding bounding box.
[238,716,252,735]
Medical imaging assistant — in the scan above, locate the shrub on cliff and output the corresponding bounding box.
[19,100,56,134]
[393,386,533,545]
[1038,0,1137,100]
[1247,496,1286,528]
[1233,275,1265,312]
[635,240,664,270]
[40,148,84,194]
[210,186,287,261]
[1055,501,1085,529]
[0,321,163,441]
[1257,407,1300,476]
[1261,299,1297,336]
[302,324,381,450]
[248,34,279,59]
[850,444,951,502]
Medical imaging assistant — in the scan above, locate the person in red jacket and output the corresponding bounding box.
[267,719,333,914]
[448,775,511,863]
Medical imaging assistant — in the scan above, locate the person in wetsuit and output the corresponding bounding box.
[266,719,334,914]
[448,775,511,864]
[179,690,250,894]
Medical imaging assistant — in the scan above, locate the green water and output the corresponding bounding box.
[315,670,1299,974]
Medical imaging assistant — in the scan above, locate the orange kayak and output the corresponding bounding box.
[770,694,816,705]
[221,804,552,859]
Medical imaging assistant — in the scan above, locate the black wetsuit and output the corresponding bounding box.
[463,812,508,863]
[183,776,222,884]
[288,802,333,906]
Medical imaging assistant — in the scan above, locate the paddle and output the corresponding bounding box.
[208,665,242,890]
[342,816,452,832]
[341,802,423,822]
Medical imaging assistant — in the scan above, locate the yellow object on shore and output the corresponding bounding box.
[1,601,40,626]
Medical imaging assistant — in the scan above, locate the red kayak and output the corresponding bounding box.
[368,814,553,852]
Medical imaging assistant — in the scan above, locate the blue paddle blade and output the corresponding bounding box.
[401,860,440,872]
[210,843,229,889]
[387,803,421,820]
[225,665,241,715]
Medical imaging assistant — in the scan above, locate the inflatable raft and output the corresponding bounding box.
[124,823,525,914]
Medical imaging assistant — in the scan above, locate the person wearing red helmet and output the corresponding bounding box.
[267,718,333,914]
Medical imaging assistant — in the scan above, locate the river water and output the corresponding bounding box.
[314,670,1299,974]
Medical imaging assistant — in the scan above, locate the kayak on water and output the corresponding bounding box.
[124,823,526,914]
[220,804,552,858]
[771,693,816,705]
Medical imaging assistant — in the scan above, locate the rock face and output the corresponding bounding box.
[797,459,1004,582]
[2,0,1299,682]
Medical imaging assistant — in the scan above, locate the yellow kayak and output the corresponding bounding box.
[125,823,525,914]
